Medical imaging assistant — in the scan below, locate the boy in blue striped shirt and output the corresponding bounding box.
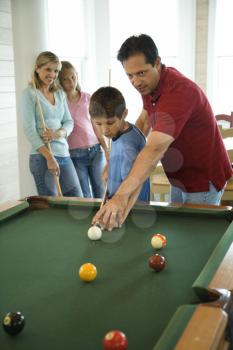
[89,86,150,203]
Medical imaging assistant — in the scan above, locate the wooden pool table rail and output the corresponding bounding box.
[175,304,229,350]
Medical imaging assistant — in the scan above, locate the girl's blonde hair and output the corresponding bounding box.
[30,51,61,92]
[59,61,81,92]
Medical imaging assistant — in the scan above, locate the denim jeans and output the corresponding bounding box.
[29,154,83,197]
[69,144,105,198]
[171,182,225,205]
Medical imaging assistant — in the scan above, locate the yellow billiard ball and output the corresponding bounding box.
[79,263,97,282]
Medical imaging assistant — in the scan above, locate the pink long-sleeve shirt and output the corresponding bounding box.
[67,92,99,149]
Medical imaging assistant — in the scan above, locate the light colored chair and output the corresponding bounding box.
[216,115,233,205]
[150,165,170,202]
[150,113,233,204]
[215,112,233,127]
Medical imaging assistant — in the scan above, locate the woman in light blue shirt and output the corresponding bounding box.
[20,51,83,197]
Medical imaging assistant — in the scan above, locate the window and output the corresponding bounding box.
[47,0,196,122]
[47,0,86,81]
[210,0,233,114]
[109,0,195,122]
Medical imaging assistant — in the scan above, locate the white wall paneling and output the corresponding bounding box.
[0,0,19,202]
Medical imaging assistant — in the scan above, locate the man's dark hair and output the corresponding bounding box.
[89,86,126,119]
[117,34,159,66]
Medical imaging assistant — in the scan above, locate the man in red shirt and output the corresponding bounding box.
[93,34,232,230]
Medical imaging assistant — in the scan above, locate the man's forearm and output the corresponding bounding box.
[121,186,142,222]
[115,130,173,200]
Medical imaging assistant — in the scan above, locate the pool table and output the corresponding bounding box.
[1,196,233,350]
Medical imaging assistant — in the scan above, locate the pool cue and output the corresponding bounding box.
[99,68,113,209]
[32,79,63,196]
[100,139,111,209]
[100,186,108,210]
[108,69,111,87]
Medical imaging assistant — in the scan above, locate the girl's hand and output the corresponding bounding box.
[42,128,60,143]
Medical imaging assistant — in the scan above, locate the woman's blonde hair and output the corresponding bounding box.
[58,61,81,92]
[30,51,61,92]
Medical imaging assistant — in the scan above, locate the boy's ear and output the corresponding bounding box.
[122,109,128,119]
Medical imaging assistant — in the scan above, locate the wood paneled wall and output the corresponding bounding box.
[0,0,19,203]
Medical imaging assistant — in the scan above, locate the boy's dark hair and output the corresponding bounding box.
[117,34,159,66]
[89,86,126,119]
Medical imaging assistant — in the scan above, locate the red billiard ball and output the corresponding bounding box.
[103,329,128,350]
[2,311,25,335]
[149,254,166,272]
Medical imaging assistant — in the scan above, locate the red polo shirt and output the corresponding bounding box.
[143,65,232,192]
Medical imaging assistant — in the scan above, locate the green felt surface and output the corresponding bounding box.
[153,305,196,350]
[0,201,232,350]
[193,218,233,293]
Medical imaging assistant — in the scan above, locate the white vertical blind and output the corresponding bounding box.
[47,0,195,122]
[47,0,86,80]
[109,0,178,61]
[211,0,233,114]
[109,0,194,122]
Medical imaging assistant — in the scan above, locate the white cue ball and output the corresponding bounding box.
[87,225,102,240]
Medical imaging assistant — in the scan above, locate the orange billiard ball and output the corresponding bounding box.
[79,263,97,282]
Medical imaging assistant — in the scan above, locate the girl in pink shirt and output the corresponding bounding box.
[59,61,108,198]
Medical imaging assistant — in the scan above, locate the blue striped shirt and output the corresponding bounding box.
[107,123,150,202]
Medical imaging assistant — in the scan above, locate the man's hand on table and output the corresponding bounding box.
[92,195,128,231]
